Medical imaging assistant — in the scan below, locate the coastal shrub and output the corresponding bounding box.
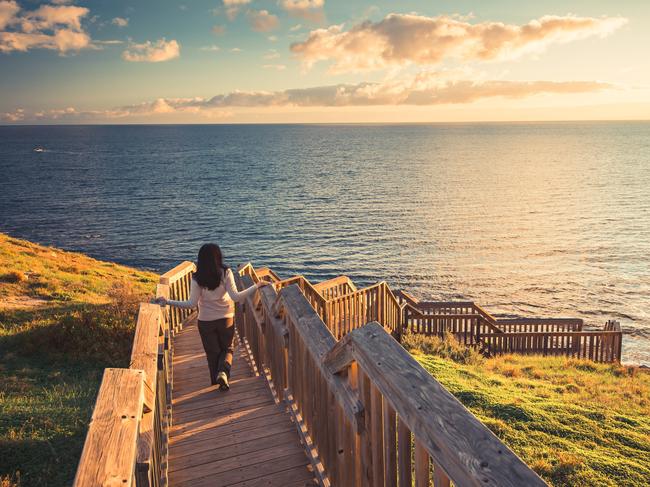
[401,331,484,365]
[9,283,145,365]
[0,271,26,283]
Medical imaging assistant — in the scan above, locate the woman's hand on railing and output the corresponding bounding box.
[256,280,271,288]
[153,296,168,306]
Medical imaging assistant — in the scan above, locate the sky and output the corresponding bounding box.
[1,0,649,124]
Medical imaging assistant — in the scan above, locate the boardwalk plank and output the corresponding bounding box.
[168,320,314,486]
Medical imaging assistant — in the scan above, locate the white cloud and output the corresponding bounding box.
[4,74,614,123]
[263,63,286,70]
[122,38,180,62]
[200,44,220,52]
[264,49,280,59]
[280,0,324,22]
[111,17,128,28]
[1,107,24,122]
[291,13,628,73]
[0,1,95,54]
[267,35,278,42]
[247,9,279,32]
[230,47,242,52]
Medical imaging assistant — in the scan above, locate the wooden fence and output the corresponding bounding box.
[481,323,623,362]
[324,281,401,339]
[74,263,195,487]
[234,274,546,487]
[495,318,583,333]
[313,275,357,300]
[159,261,195,333]
[396,291,622,363]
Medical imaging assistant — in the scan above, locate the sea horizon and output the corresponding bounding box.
[3,119,650,127]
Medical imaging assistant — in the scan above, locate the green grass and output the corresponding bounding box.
[404,333,650,486]
[0,233,157,487]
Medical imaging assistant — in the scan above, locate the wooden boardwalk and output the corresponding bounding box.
[73,261,547,487]
[168,318,316,487]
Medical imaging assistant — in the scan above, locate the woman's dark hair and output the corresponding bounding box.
[193,243,228,290]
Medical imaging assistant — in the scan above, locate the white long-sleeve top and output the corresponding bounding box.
[167,268,257,321]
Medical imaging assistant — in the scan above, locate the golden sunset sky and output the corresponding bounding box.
[1,0,648,123]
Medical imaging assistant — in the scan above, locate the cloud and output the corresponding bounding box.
[200,44,220,52]
[0,1,94,54]
[122,38,180,62]
[0,0,19,30]
[112,17,128,28]
[263,63,286,70]
[22,4,89,31]
[1,107,24,122]
[220,0,251,21]
[179,76,612,107]
[264,49,280,59]
[280,0,324,22]
[291,13,628,73]
[247,9,279,32]
[5,74,613,123]
[230,47,242,52]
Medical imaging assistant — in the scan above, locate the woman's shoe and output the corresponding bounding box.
[216,371,229,390]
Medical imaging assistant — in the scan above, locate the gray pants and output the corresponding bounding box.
[197,317,235,384]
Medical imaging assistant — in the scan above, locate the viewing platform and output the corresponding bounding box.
[72,260,623,487]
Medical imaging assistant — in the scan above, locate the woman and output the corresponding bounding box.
[157,244,268,390]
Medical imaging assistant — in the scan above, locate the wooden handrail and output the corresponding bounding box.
[159,261,195,285]
[313,275,357,299]
[76,281,173,487]
[325,322,546,487]
[73,369,145,487]
[241,281,546,486]
[255,266,281,282]
[394,288,420,307]
[237,262,259,283]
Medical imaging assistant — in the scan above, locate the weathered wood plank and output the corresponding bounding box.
[159,261,195,285]
[167,319,316,486]
[73,368,144,487]
[345,322,546,487]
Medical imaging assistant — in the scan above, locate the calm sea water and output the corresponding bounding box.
[1,123,648,364]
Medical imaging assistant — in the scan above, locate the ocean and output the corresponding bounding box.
[1,122,648,365]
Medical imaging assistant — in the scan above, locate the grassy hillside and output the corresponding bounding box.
[403,334,650,486]
[0,233,157,487]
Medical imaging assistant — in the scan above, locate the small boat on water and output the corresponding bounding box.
[33,146,45,152]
